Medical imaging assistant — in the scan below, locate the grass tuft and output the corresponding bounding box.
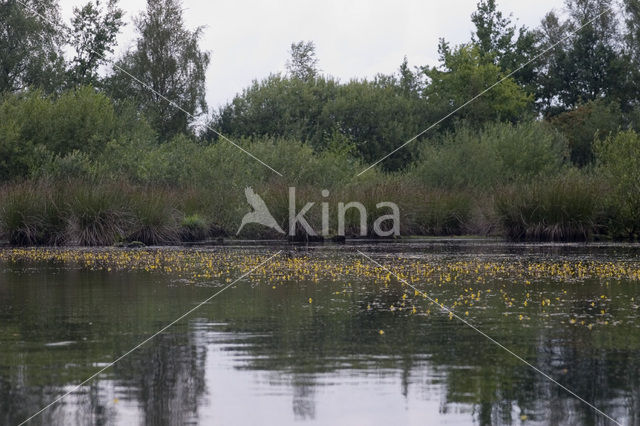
[495,171,600,242]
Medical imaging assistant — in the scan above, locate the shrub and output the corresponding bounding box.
[0,88,155,181]
[35,149,96,180]
[180,214,208,242]
[410,121,567,189]
[594,130,640,239]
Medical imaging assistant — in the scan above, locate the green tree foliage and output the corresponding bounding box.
[536,0,633,114]
[625,0,640,58]
[107,0,210,138]
[0,87,155,180]
[323,77,433,170]
[286,41,319,81]
[67,0,124,87]
[209,74,340,146]
[210,65,438,171]
[623,0,640,101]
[472,0,517,62]
[471,0,539,90]
[422,42,533,125]
[549,99,623,166]
[0,0,65,93]
[397,56,422,95]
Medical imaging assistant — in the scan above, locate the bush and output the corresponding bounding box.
[180,214,208,242]
[35,149,96,180]
[0,87,155,181]
[594,130,640,239]
[209,74,437,171]
[410,121,567,189]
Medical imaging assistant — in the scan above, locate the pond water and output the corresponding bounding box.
[1,241,640,425]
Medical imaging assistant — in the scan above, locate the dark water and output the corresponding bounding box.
[1,242,640,425]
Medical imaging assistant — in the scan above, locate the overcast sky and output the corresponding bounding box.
[58,0,562,111]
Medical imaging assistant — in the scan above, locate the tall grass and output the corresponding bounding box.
[495,171,602,241]
[126,189,180,245]
[0,171,631,245]
[0,182,181,246]
[65,185,130,246]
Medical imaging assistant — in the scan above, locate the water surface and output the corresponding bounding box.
[1,242,640,425]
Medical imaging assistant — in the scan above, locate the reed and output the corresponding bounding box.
[495,171,601,241]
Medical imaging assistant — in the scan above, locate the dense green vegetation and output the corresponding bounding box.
[1,0,640,243]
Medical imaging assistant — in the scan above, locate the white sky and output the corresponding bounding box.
[58,0,562,111]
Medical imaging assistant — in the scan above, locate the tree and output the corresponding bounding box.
[107,0,210,138]
[535,0,633,114]
[470,0,539,89]
[534,11,571,114]
[398,56,421,96]
[623,0,640,103]
[0,0,65,93]
[625,0,640,59]
[471,0,516,64]
[286,41,319,81]
[549,99,622,166]
[322,78,434,170]
[208,74,339,147]
[207,71,436,171]
[595,129,640,237]
[422,42,533,126]
[67,0,124,87]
